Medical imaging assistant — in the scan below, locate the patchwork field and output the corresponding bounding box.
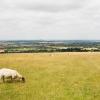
[0,52,100,100]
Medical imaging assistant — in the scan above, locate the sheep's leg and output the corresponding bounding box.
[10,76,13,82]
[2,76,5,83]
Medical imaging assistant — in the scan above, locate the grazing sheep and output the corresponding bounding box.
[0,68,25,83]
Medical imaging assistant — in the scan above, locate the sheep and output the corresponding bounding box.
[0,68,25,83]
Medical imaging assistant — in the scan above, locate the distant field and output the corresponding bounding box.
[0,52,100,100]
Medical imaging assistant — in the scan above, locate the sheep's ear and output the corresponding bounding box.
[22,77,25,83]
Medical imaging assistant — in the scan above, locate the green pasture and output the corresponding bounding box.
[0,53,100,100]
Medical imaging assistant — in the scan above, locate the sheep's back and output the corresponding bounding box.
[0,68,16,78]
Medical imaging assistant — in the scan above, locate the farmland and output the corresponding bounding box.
[0,40,100,53]
[0,52,100,100]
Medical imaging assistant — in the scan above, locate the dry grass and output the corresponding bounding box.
[0,52,100,100]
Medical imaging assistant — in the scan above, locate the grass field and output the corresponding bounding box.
[0,52,100,100]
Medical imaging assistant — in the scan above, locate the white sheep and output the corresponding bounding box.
[0,68,25,83]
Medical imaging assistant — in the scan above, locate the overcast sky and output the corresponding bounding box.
[0,0,100,40]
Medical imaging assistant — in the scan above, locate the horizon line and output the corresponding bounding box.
[0,39,100,41]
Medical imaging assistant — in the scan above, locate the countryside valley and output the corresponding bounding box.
[0,40,100,53]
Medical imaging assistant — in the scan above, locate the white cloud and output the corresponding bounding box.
[0,0,100,40]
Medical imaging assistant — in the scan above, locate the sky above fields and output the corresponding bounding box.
[0,0,100,40]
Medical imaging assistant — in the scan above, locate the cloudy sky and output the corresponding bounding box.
[0,0,100,40]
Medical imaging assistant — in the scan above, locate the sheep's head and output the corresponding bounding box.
[22,77,25,83]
